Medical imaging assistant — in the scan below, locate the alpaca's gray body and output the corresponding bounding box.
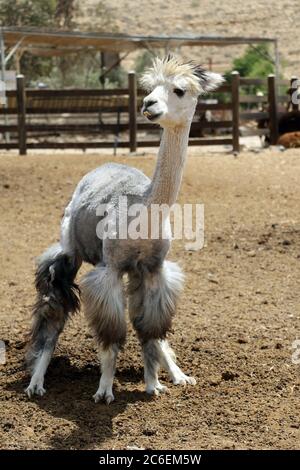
[61,163,170,277]
[62,162,151,266]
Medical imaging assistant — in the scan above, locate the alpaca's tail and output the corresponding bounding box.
[26,244,81,370]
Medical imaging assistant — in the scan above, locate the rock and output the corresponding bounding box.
[209,377,221,386]
[207,273,219,284]
[248,250,256,257]
[126,445,145,450]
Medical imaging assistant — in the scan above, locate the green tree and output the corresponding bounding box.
[229,44,274,78]
[223,44,275,98]
[0,0,124,87]
[0,0,57,83]
[0,0,56,27]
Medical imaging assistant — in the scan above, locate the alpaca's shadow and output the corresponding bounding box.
[6,355,150,450]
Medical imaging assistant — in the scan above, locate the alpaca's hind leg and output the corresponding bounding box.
[140,340,196,394]
[129,260,195,395]
[26,331,58,398]
[81,265,126,404]
[26,245,80,397]
[158,340,196,386]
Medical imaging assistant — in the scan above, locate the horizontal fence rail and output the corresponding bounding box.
[0,72,298,155]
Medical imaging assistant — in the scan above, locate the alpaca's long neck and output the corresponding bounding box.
[146,124,191,206]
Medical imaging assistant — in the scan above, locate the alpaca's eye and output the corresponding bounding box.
[173,88,185,98]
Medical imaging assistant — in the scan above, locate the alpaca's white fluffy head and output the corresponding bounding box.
[140,56,224,128]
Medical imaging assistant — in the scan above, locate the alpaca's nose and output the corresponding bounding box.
[144,99,157,109]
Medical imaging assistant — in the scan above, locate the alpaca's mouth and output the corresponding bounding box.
[143,111,162,122]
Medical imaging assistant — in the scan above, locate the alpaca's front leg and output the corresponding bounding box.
[142,340,168,395]
[81,265,126,404]
[94,344,119,404]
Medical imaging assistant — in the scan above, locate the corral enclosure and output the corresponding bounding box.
[1,29,293,154]
[0,73,297,154]
[1,24,300,452]
[0,148,300,449]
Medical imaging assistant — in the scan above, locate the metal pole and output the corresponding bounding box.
[100,52,105,89]
[0,27,9,143]
[128,71,137,152]
[16,74,26,155]
[274,39,280,78]
[231,71,240,153]
[0,29,6,81]
[268,74,279,145]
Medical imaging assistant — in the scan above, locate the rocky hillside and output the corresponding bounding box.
[73,0,300,77]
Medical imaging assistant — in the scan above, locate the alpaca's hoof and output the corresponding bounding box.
[173,374,196,386]
[93,387,115,405]
[146,381,169,396]
[25,383,46,398]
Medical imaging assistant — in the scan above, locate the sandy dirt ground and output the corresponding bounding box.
[0,148,300,450]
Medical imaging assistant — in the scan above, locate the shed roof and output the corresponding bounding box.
[1,27,277,56]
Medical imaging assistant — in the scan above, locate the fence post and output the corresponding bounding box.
[290,76,299,111]
[231,71,240,153]
[268,74,278,145]
[128,71,137,152]
[16,74,26,155]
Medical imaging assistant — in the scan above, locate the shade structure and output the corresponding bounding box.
[1,26,277,57]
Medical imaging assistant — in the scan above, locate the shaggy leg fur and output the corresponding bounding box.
[142,340,168,395]
[26,244,80,397]
[129,260,194,394]
[81,266,126,403]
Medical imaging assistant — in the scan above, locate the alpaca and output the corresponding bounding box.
[25,56,223,403]
[266,111,300,147]
[278,131,300,148]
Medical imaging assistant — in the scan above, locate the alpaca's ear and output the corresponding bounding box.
[194,67,225,93]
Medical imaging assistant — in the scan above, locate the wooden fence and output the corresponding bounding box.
[0,72,297,155]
